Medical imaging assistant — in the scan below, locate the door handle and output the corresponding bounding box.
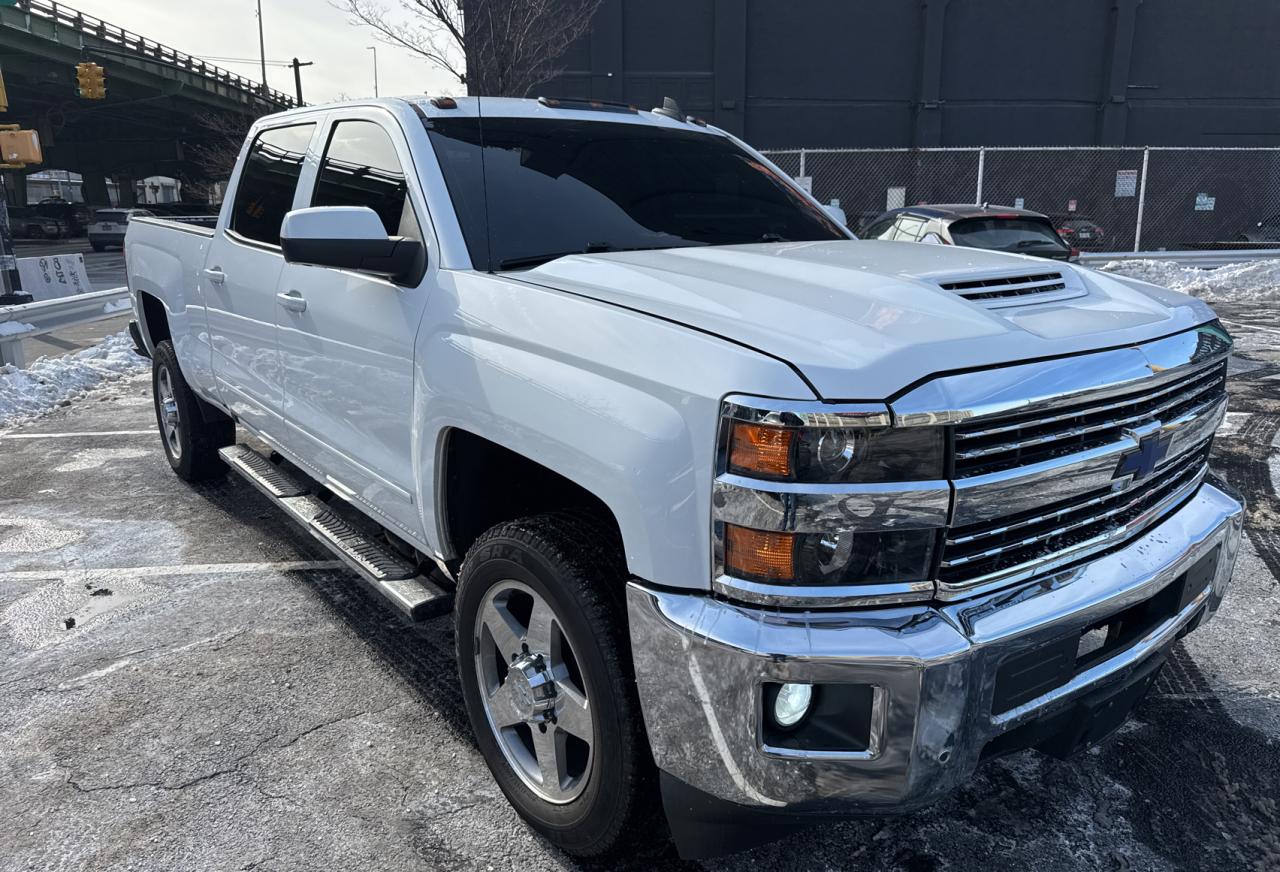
[203,267,226,285]
[276,290,307,313]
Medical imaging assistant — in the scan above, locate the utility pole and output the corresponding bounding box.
[367,45,378,97]
[256,0,268,96]
[290,57,313,105]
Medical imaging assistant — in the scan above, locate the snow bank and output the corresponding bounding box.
[0,321,34,337]
[1098,258,1280,302]
[0,332,148,428]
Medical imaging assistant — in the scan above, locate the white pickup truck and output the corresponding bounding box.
[126,95,1242,860]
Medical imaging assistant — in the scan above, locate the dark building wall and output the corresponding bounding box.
[543,0,1280,148]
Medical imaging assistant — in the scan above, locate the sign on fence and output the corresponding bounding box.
[17,254,93,301]
[1195,193,1216,211]
[1115,169,1138,198]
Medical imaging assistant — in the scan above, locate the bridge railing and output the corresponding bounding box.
[9,0,297,108]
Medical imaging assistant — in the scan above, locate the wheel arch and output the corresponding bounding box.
[437,428,625,571]
[136,290,171,351]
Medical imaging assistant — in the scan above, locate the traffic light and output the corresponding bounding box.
[75,62,106,99]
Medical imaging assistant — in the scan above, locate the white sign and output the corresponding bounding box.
[886,186,906,210]
[1194,193,1216,211]
[1068,199,1078,212]
[1013,197,1025,209]
[1115,169,1138,198]
[794,175,813,193]
[17,254,93,302]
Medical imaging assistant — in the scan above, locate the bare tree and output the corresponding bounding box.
[183,111,256,200]
[337,0,601,98]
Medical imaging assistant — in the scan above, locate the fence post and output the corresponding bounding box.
[975,147,985,205]
[1133,147,1150,252]
[798,148,806,181]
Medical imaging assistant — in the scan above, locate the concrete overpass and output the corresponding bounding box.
[0,0,296,205]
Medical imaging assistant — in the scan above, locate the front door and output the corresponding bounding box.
[205,121,318,439]
[275,112,435,541]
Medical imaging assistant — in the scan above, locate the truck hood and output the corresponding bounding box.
[520,240,1216,400]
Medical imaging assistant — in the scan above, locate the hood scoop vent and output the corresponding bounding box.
[938,270,1086,309]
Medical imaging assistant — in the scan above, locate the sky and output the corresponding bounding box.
[68,0,459,104]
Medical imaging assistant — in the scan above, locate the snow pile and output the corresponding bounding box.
[0,321,35,337]
[1098,258,1280,302]
[0,332,148,428]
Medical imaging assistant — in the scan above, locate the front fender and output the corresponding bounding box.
[414,271,815,591]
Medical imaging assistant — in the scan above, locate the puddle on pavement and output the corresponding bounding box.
[0,571,158,650]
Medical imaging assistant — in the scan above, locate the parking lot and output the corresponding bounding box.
[0,302,1278,872]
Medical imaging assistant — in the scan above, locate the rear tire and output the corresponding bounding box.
[151,340,234,481]
[455,512,660,858]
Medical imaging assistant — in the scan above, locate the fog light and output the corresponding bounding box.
[772,682,813,728]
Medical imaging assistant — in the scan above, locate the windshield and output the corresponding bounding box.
[950,217,1068,253]
[424,115,846,270]
[95,210,128,221]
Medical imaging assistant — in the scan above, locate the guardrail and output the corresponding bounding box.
[0,287,130,368]
[1076,249,1280,269]
[4,0,296,107]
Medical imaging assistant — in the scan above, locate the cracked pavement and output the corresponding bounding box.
[2,304,1279,871]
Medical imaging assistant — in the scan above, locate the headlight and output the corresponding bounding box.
[715,397,947,605]
[722,402,945,483]
[723,524,938,587]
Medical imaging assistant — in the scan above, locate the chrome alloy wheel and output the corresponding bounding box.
[474,580,594,804]
[157,365,182,460]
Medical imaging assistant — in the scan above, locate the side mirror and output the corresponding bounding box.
[281,206,424,283]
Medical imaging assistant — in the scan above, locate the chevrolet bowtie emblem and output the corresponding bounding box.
[1113,429,1174,483]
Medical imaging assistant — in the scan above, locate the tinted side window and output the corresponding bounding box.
[231,124,315,246]
[312,120,417,238]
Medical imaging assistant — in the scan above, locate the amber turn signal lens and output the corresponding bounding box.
[724,524,796,582]
[729,422,794,477]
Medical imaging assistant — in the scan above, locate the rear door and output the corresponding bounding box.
[274,110,435,539]
[204,121,318,438]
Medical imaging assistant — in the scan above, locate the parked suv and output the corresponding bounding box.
[89,208,153,251]
[126,96,1241,861]
[863,204,1077,260]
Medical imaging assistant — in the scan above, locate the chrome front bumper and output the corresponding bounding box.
[627,482,1243,813]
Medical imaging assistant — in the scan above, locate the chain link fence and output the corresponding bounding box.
[763,147,1280,254]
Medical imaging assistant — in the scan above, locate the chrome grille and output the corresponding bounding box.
[941,438,1212,587]
[954,361,1227,478]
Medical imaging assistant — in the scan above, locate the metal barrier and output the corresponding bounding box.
[764,146,1280,255]
[0,287,130,368]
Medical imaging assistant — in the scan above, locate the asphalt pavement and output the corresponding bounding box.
[0,303,1278,871]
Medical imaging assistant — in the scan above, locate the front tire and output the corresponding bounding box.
[456,513,660,858]
[151,340,234,481]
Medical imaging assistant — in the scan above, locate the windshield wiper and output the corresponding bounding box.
[496,242,703,271]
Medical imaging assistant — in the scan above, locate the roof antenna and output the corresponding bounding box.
[652,96,683,120]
